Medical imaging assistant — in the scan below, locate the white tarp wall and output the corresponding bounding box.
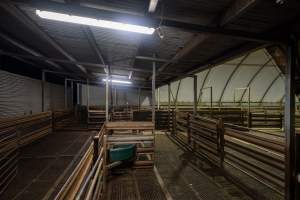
[156,48,285,106]
[0,69,66,118]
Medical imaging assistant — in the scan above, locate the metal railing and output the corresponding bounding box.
[55,125,107,200]
[172,111,286,197]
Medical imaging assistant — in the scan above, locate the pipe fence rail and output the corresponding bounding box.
[171,110,286,198]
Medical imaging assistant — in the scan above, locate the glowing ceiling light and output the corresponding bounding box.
[148,0,159,12]
[102,79,132,84]
[36,10,155,34]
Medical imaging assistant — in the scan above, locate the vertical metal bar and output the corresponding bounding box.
[138,87,141,110]
[210,87,213,113]
[70,80,74,109]
[115,87,118,108]
[193,75,197,116]
[157,87,160,110]
[152,55,156,124]
[64,78,68,109]
[175,80,182,111]
[76,83,80,105]
[110,74,113,111]
[248,87,251,116]
[42,71,45,112]
[93,136,99,165]
[86,79,89,127]
[168,83,171,131]
[106,73,109,122]
[285,36,296,200]
[114,87,117,110]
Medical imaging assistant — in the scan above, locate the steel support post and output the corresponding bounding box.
[248,87,251,115]
[70,80,74,109]
[114,87,117,111]
[105,73,109,122]
[64,78,67,109]
[193,75,197,116]
[157,87,160,110]
[285,36,296,200]
[138,87,141,110]
[152,55,156,124]
[168,83,171,131]
[42,71,45,112]
[86,79,89,126]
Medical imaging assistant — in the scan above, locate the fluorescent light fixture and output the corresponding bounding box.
[102,79,132,84]
[36,10,155,34]
[148,0,159,12]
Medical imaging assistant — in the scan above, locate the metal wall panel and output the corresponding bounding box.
[80,84,151,106]
[0,70,65,118]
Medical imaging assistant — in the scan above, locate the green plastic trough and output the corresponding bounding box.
[109,144,136,162]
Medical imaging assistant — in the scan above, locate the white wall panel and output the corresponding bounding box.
[158,85,168,103]
[202,65,235,102]
[157,48,285,104]
[263,76,284,102]
[244,66,279,102]
[222,65,260,102]
[177,77,193,103]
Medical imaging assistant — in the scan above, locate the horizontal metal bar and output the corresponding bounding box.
[0,50,189,77]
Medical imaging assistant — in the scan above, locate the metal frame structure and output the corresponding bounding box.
[234,87,251,114]
[197,86,213,109]
[284,36,297,200]
[218,53,249,105]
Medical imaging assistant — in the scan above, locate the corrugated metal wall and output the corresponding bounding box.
[80,84,151,106]
[0,70,65,118]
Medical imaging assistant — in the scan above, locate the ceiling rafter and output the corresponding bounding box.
[219,0,259,26]
[82,26,111,74]
[0,31,63,70]
[10,0,280,42]
[153,0,262,81]
[0,50,193,78]
[0,1,87,74]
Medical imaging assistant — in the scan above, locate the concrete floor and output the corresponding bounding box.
[155,133,253,200]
